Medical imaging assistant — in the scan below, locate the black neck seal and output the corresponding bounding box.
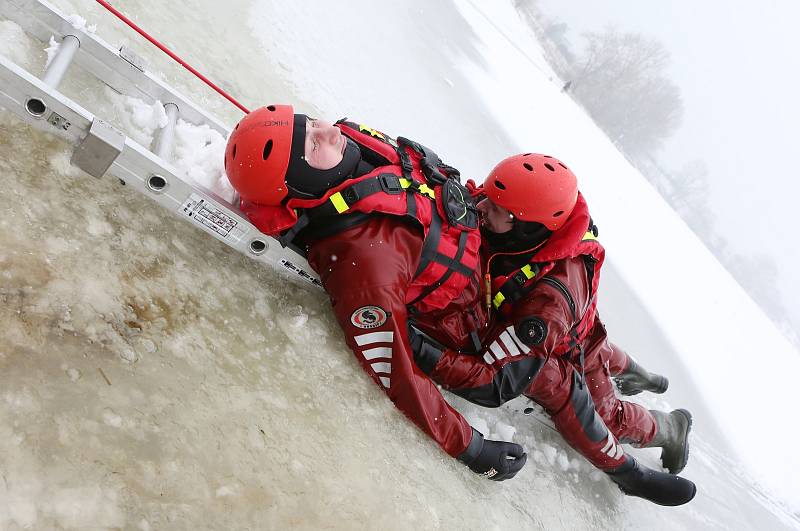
[482,220,552,254]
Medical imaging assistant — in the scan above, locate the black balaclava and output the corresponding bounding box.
[284,114,363,199]
[482,219,553,275]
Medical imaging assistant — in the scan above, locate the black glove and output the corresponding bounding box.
[407,324,445,375]
[458,428,527,481]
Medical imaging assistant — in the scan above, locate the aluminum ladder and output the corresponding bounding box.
[0,0,322,288]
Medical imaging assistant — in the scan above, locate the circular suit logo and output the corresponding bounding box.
[350,306,389,329]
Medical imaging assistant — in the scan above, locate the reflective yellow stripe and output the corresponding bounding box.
[521,264,536,279]
[330,192,349,213]
[398,178,436,200]
[417,183,435,199]
[492,292,506,309]
[582,230,597,241]
[358,124,385,140]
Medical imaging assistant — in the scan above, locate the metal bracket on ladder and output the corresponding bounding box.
[0,0,323,289]
[71,118,125,178]
[119,45,145,72]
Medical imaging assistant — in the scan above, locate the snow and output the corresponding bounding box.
[2,0,800,529]
[114,94,168,147]
[173,119,235,202]
[448,0,800,511]
[65,13,96,34]
[44,35,59,68]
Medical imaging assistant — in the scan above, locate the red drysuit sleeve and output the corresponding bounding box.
[306,217,474,458]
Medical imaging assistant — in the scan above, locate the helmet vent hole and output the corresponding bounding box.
[232,144,237,159]
[523,163,533,171]
[559,162,568,169]
[263,139,273,160]
[234,123,239,130]
[553,210,564,217]
[267,105,276,111]
[544,163,555,171]
[523,153,532,156]
[495,180,506,190]
[544,155,553,159]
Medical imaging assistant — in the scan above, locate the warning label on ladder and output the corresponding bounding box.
[280,259,322,286]
[180,193,246,242]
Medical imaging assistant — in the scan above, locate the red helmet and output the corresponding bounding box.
[484,153,578,230]
[225,104,294,205]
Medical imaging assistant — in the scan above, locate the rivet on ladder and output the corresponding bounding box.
[249,239,268,255]
[147,174,168,193]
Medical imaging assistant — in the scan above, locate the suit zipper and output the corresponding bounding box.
[540,277,577,321]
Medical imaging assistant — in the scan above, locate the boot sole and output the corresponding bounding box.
[663,408,692,474]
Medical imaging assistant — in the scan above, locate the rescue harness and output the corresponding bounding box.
[279,121,482,312]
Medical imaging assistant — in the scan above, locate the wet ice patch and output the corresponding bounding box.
[556,453,570,471]
[494,421,516,442]
[215,484,241,497]
[102,408,123,428]
[3,388,40,414]
[463,411,490,437]
[0,20,40,67]
[119,347,138,363]
[47,148,82,177]
[49,486,124,529]
[275,305,311,344]
[542,444,558,465]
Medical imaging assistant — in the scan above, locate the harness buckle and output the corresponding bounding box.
[397,149,414,175]
[378,174,403,195]
[341,187,360,204]
[421,162,447,185]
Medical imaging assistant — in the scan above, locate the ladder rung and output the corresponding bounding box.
[154,102,179,161]
[42,34,79,88]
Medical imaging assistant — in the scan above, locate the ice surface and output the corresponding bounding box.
[2,0,800,529]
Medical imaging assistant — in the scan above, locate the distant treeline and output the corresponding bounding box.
[513,0,798,347]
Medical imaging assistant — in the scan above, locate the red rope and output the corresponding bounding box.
[93,0,250,114]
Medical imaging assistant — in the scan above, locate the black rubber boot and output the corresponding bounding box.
[606,457,696,506]
[643,409,692,474]
[614,358,669,396]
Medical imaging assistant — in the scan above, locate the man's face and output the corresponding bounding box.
[304,118,346,170]
[477,198,514,234]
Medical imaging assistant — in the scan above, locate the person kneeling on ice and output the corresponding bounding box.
[407,154,696,505]
[224,105,694,506]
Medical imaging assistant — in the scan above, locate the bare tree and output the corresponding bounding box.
[569,28,683,156]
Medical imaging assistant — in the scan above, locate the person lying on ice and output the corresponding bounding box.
[223,105,695,506]
[407,153,695,505]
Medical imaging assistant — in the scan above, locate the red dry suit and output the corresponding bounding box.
[242,121,488,458]
[419,192,658,470]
